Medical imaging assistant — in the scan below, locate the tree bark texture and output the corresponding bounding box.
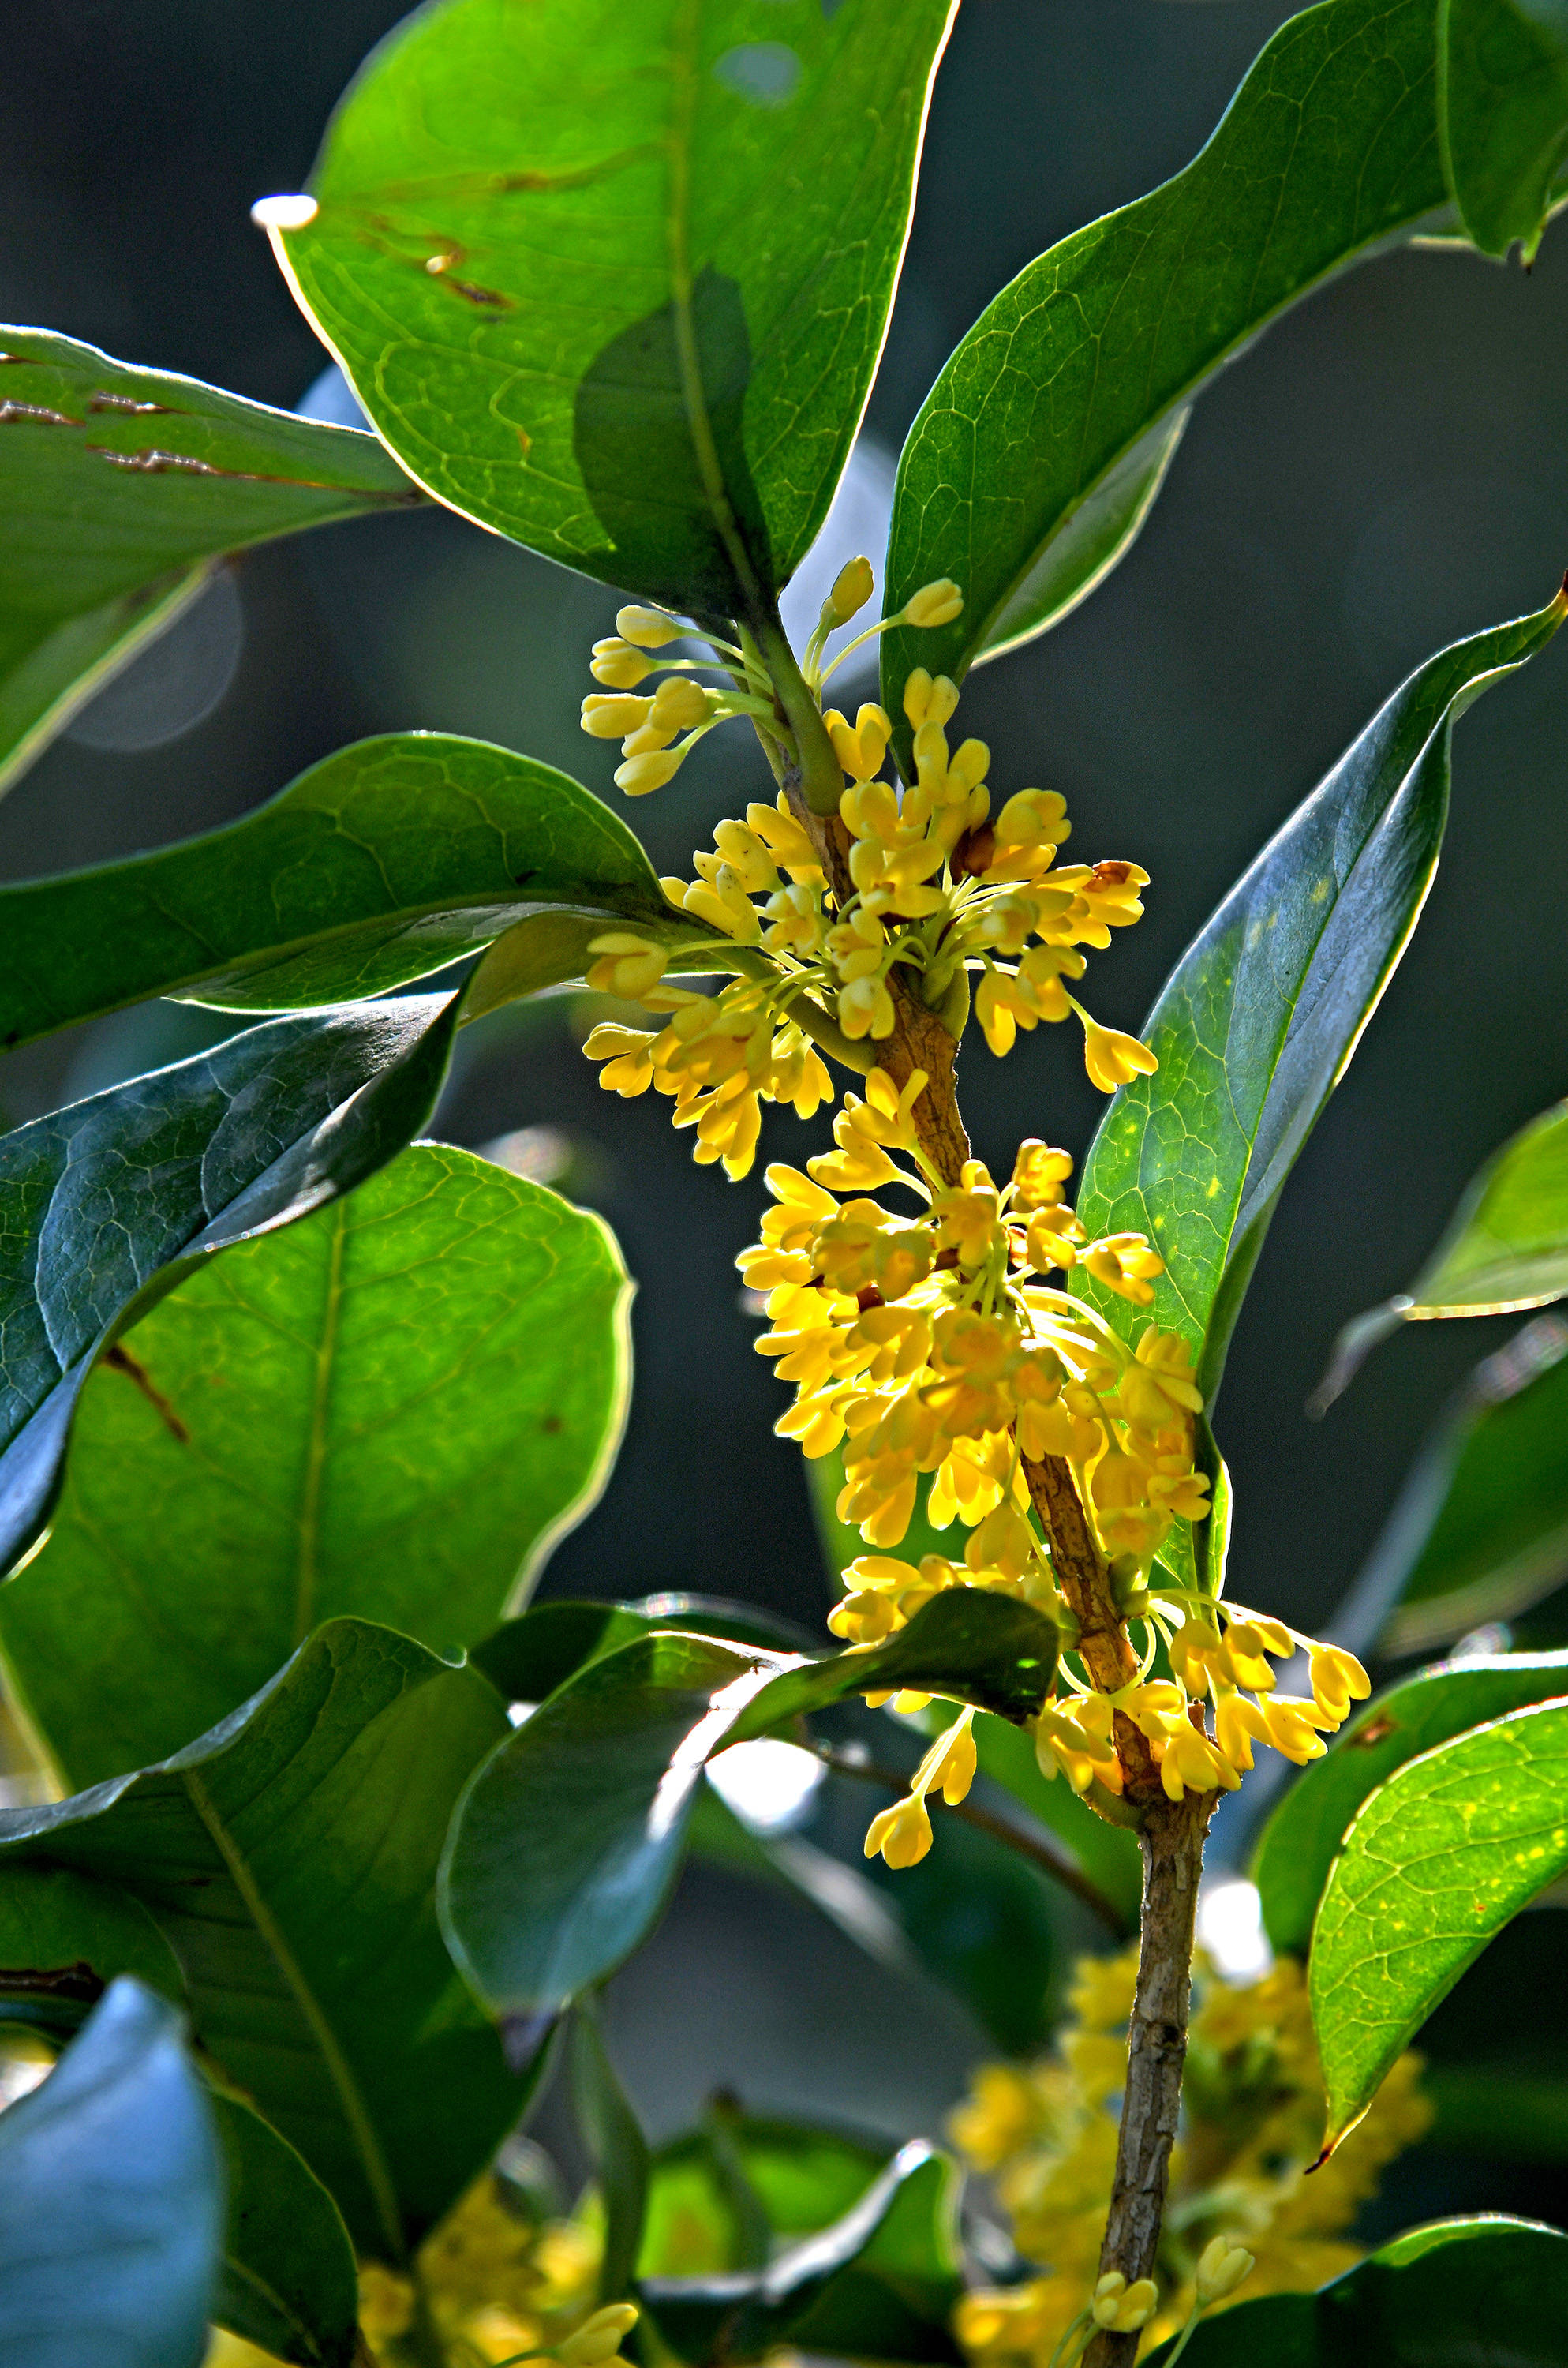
[1082,1787,1211,2368]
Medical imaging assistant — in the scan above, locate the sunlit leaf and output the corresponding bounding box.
[1252,1647,1568,1956]
[0,733,675,1047]
[440,1591,1059,2018]
[0,1978,222,2368]
[1315,1097,1568,1403]
[264,0,955,613]
[1310,1695,1568,2149]
[0,994,462,1579]
[881,0,1469,721]
[1143,2215,1568,2365]
[1073,598,1567,1595]
[0,327,417,793]
[0,1145,629,1785]
[0,1618,530,2258]
[1439,0,1568,259]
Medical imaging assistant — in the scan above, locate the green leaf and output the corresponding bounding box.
[0,733,675,1047]
[1342,1315,1568,1658]
[1252,1647,1568,1956]
[881,0,1469,716]
[1075,598,1567,1473]
[572,2008,650,2304]
[0,327,417,794]
[1142,2215,1568,2366]
[0,1977,222,2368]
[0,992,462,1579]
[264,0,956,615]
[1315,1099,1568,1403]
[1439,0,1568,259]
[639,2111,885,2279]
[0,1143,629,1786]
[470,1595,818,1708]
[1309,1694,1568,2149]
[640,2140,962,2367]
[0,1617,529,2259]
[440,1591,1059,2018]
[0,1863,185,2033]
[209,2089,361,2368]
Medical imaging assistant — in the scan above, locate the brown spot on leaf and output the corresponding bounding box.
[88,391,174,415]
[1348,1712,1400,1748]
[104,1343,190,1444]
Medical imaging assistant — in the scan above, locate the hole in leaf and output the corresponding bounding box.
[713,43,802,107]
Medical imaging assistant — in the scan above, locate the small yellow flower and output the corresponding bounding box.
[1079,1011,1159,1092]
[1091,2272,1158,2332]
[585,933,668,999]
[864,1792,934,1868]
[1080,1232,1164,1306]
[589,636,654,688]
[615,746,686,795]
[558,2304,640,2365]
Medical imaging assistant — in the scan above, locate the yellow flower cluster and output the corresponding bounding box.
[743,1096,1207,1570]
[577,561,1158,1182]
[1032,1600,1368,1806]
[950,1949,1431,2366]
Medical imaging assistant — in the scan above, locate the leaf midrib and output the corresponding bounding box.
[181,1760,405,2261]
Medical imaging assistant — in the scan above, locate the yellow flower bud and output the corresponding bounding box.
[915,1714,978,1807]
[559,2304,640,2364]
[589,637,653,688]
[1196,2236,1255,2306]
[616,605,683,647]
[902,577,964,628]
[580,692,651,739]
[838,974,896,1040]
[1091,2273,1157,2332]
[864,1792,933,1868]
[649,676,709,731]
[823,555,875,628]
[615,747,685,796]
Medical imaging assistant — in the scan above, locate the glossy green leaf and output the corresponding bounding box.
[470,1595,817,1708]
[0,733,675,1048]
[0,1977,222,2368]
[572,2009,650,2304]
[1316,1098,1568,1403]
[0,1144,629,1786]
[440,1591,1059,2018]
[1143,2215,1568,2366]
[1310,1695,1568,2148]
[1253,1648,1568,1956]
[1339,1315,1568,1658]
[1075,599,1567,1469]
[0,327,417,793]
[881,0,1469,718]
[640,2139,962,2367]
[0,1618,529,2260]
[0,992,462,1579]
[1439,0,1568,259]
[264,0,956,614]
[209,2089,361,2368]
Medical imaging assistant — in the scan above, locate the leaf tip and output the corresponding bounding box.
[501,2008,556,2074]
[251,193,318,234]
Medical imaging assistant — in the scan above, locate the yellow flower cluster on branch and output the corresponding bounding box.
[950,1950,1431,2366]
[577,560,1159,1184]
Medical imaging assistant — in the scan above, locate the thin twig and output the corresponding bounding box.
[806,1741,1132,1938]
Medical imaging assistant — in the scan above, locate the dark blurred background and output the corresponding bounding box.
[3,0,1566,2209]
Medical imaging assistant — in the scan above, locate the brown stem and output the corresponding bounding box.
[806,1741,1132,1938]
[1083,1789,1211,2368]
